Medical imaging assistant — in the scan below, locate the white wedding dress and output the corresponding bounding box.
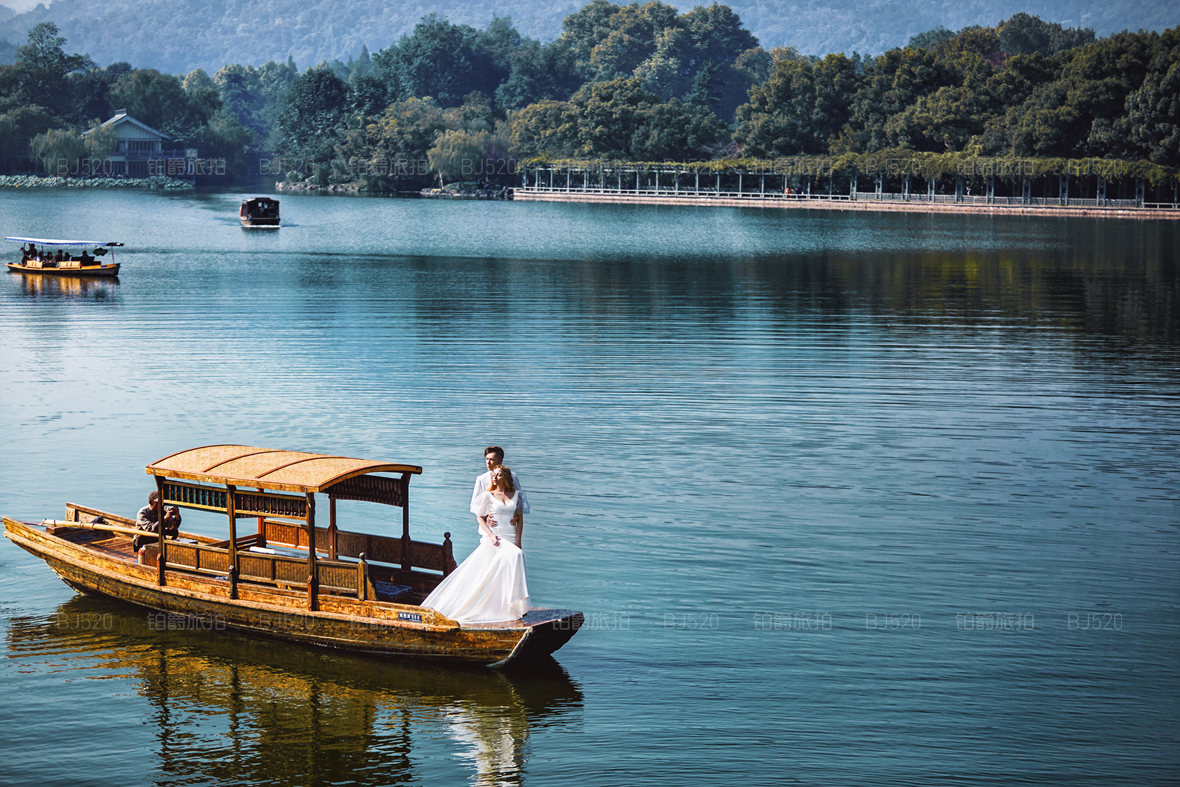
[422,491,530,624]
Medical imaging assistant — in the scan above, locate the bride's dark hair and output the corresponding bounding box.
[490,465,516,496]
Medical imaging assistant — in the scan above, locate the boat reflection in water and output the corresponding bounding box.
[7,595,583,786]
[12,270,120,299]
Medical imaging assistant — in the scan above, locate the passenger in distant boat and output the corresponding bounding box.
[133,491,182,552]
[21,243,34,260]
[471,445,528,533]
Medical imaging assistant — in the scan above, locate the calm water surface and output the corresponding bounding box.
[1,190,1177,786]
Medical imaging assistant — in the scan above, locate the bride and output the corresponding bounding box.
[423,465,530,624]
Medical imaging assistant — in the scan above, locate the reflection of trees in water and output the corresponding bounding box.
[7,595,582,787]
[555,238,1179,345]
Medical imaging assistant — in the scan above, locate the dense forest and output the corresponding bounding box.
[0,1,1177,193]
[1,0,1176,74]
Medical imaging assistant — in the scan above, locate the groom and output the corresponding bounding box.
[470,445,529,519]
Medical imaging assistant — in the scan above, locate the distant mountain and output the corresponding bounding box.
[1,0,1176,74]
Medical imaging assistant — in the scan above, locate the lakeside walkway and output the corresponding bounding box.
[514,186,1180,220]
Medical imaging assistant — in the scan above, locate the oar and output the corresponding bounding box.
[41,519,194,541]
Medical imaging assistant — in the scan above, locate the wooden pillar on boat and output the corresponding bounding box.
[357,553,369,600]
[226,485,238,599]
[400,472,411,574]
[154,475,166,586]
[328,496,338,559]
[442,532,455,576]
[305,493,318,611]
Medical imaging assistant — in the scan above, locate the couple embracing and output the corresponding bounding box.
[422,446,531,624]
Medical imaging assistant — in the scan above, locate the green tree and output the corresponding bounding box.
[376,16,504,107]
[108,69,208,141]
[13,23,93,118]
[992,31,1158,158]
[634,26,695,101]
[586,2,679,82]
[214,64,266,135]
[735,59,821,155]
[508,99,577,158]
[66,62,127,126]
[0,105,54,171]
[998,13,1094,57]
[629,98,727,160]
[559,1,759,119]
[275,65,348,173]
[336,96,447,188]
[560,0,639,78]
[82,122,117,168]
[568,76,658,158]
[841,47,951,151]
[495,38,581,109]
[1115,29,1180,165]
[193,109,255,178]
[30,126,87,175]
[427,128,488,185]
[735,54,859,156]
[182,68,221,119]
[682,3,759,65]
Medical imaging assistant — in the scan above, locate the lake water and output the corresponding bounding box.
[0,190,1177,786]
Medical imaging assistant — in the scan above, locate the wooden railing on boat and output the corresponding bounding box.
[61,503,457,605]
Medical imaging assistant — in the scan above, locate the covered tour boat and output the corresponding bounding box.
[6,236,123,276]
[2,445,582,667]
[240,197,280,227]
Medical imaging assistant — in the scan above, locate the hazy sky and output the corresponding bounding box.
[2,1,42,11]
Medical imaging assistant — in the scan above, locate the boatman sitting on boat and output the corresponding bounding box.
[132,491,182,552]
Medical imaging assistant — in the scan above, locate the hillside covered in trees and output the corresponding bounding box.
[0,0,1177,74]
[0,2,1177,195]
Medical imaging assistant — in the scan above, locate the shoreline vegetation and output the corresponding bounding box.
[0,175,194,190]
[2,4,1178,217]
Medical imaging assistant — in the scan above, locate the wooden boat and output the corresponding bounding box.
[2,444,583,667]
[5,236,123,276]
[240,196,280,227]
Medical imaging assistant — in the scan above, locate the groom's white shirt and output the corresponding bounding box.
[471,470,529,515]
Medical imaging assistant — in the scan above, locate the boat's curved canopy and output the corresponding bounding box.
[6,236,124,247]
[146,444,422,494]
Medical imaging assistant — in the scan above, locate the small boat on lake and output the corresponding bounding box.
[240,197,280,227]
[2,444,583,667]
[5,236,123,277]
